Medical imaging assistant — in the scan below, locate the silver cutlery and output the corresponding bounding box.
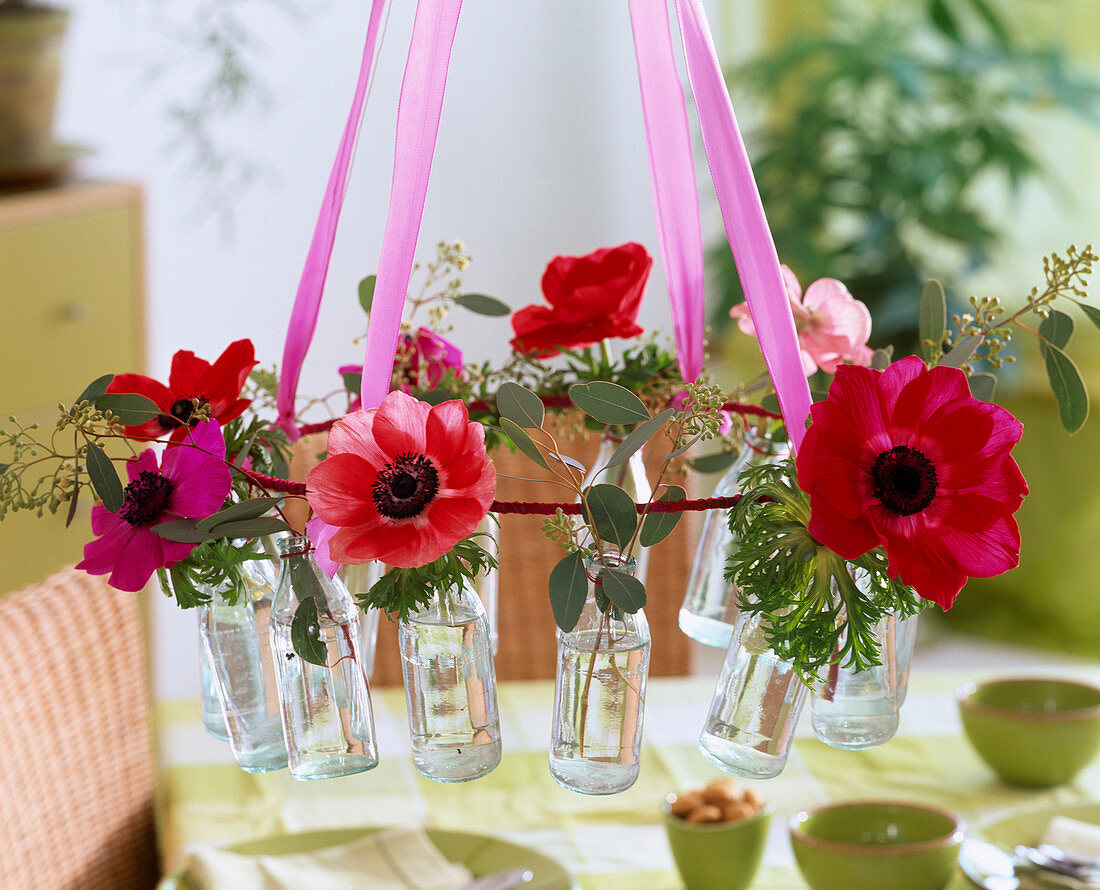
[1015,844,1100,886]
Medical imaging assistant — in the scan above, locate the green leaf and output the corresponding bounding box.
[965,0,1011,49]
[65,484,80,528]
[606,408,675,469]
[341,371,362,394]
[548,551,588,632]
[1039,309,1075,352]
[929,0,961,42]
[1043,343,1090,434]
[870,348,893,371]
[208,517,295,539]
[419,389,458,406]
[499,418,550,470]
[95,393,162,425]
[569,382,650,425]
[152,519,218,543]
[497,382,545,429]
[597,568,646,613]
[918,279,946,361]
[454,293,510,317]
[76,373,114,405]
[0,462,9,476]
[292,597,328,666]
[968,372,997,403]
[547,451,586,474]
[1079,303,1100,334]
[582,483,637,549]
[358,275,377,314]
[85,443,123,512]
[196,497,283,532]
[938,334,983,368]
[689,452,737,475]
[640,485,685,547]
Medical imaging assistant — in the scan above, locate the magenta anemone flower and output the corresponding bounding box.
[76,420,233,592]
[795,356,1028,609]
[306,390,495,568]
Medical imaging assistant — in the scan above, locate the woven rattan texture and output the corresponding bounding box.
[0,568,159,890]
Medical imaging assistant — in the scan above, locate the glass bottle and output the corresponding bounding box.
[550,549,651,795]
[472,513,500,654]
[811,613,901,750]
[679,424,789,648]
[399,582,502,782]
[198,554,287,772]
[270,534,379,780]
[579,429,652,584]
[699,609,808,779]
[199,650,229,741]
[893,614,919,706]
[338,561,385,679]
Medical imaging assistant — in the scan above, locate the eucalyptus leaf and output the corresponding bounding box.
[95,393,162,425]
[419,389,458,406]
[547,451,586,474]
[1039,309,1075,352]
[938,334,983,368]
[929,0,961,41]
[454,293,510,317]
[667,430,706,460]
[597,568,646,613]
[606,408,675,469]
[1043,343,1090,434]
[208,517,295,539]
[76,373,114,406]
[689,452,737,475]
[968,372,997,403]
[640,485,685,546]
[499,418,549,470]
[358,275,377,314]
[548,550,588,632]
[65,484,80,528]
[919,279,947,361]
[292,597,328,666]
[85,443,123,512]
[569,382,650,425]
[341,371,362,394]
[497,382,545,428]
[1079,303,1100,334]
[582,483,637,548]
[196,497,283,533]
[152,519,217,543]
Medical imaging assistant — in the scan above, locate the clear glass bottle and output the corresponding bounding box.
[270,534,379,780]
[199,649,229,740]
[472,513,500,654]
[399,582,502,782]
[199,554,287,772]
[811,613,901,750]
[550,549,651,795]
[579,429,652,584]
[338,561,385,679]
[679,424,789,648]
[699,609,808,779]
[893,614,919,706]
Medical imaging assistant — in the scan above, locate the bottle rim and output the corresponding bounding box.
[276,534,313,558]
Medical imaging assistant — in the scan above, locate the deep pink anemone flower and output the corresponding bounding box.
[76,420,233,592]
[306,390,495,568]
[795,355,1028,609]
[731,266,873,375]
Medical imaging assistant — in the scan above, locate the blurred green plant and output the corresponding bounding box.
[712,0,1100,345]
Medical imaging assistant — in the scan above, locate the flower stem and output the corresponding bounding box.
[577,608,607,758]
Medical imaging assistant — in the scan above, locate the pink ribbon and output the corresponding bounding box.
[673,0,813,451]
[359,0,464,412]
[627,0,706,384]
[275,0,389,441]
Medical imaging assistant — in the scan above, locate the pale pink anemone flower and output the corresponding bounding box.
[76,420,232,592]
[731,266,874,376]
[306,390,496,568]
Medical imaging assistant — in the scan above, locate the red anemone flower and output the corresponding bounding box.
[795,355,1028,609]
[510,242,651,357]
[76,420,233,592]
[107,339,257,441]
[306,390,495,568]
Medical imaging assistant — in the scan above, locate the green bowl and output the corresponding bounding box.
[661,801,771,890]
[789,800,964,890]
[957,677,1100,787]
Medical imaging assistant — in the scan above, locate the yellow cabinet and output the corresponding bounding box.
[0,181,145,595]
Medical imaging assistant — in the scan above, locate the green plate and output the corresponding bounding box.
[160,826,577,889]
[958,802,1100,889]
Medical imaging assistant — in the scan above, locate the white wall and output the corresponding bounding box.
[55,1,738,698]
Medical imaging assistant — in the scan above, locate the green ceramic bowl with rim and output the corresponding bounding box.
[661,800,771,890]
[789,800,964,890]
[957,677,1100,787]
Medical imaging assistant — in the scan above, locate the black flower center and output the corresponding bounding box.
[119,470,175,526]
[372,452,440,520]
[158,396,208,430]
[871,445,938,516]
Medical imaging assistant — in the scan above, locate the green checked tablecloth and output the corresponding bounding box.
[155,667,1100,889]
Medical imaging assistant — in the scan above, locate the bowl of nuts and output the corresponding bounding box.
[662,779,771,890]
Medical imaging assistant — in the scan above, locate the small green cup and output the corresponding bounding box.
[957,677,1100,787]
[789,800,964,890]
[662,802,771,890]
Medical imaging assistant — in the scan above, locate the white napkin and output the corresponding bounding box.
[183,827,474,890]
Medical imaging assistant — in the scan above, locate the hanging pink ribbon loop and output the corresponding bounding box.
[359,0,464,411]
[627,0,706,384]
[673,0,812,451]
[275,0,389,441]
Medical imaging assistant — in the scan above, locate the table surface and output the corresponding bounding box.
[155,665,1100,889]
